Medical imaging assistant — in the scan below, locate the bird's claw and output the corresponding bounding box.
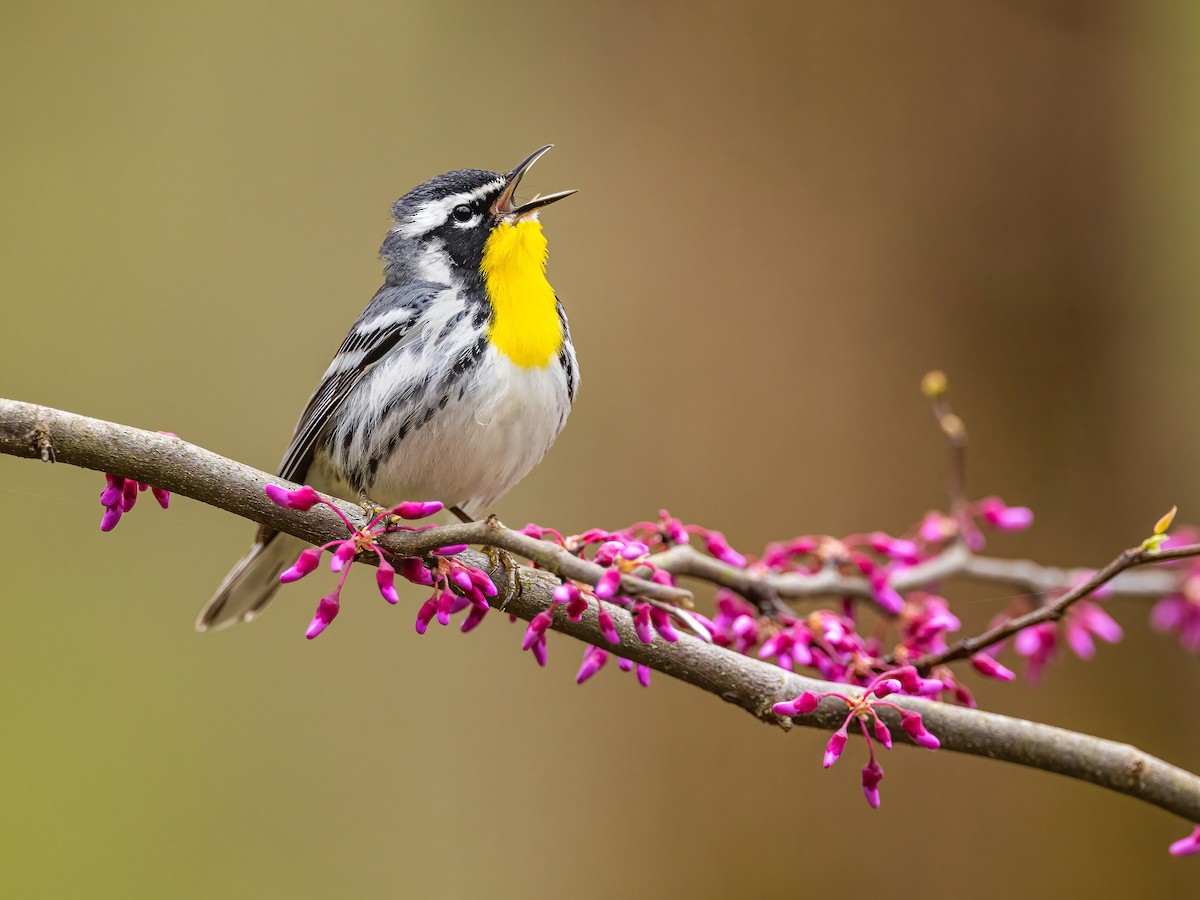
[483,545,521,608]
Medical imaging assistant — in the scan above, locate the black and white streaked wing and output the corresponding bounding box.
[277,280,442,483]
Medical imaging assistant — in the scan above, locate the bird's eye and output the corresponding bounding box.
[452,204,473,223]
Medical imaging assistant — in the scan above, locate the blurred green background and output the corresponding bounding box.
[3,1,1199,896]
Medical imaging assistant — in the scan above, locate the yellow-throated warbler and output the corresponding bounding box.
[198,146,578,631]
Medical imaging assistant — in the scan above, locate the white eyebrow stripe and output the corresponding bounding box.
[395,178,507,238]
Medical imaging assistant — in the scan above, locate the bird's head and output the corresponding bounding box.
[384,145,575,278]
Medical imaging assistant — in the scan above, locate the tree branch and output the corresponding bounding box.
[2,396,1199,825]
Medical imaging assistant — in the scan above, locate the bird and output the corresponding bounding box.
[197,145,578,631]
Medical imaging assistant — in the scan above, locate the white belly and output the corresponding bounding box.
[316,347,571,518]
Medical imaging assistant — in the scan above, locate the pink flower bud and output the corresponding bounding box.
[305,595,340,639]
[980,497,1034,531]
[151,487,170,509]
[970,652,1015,681]
[120,478,139,512]
[414,597,437,634]
[460,605,487,633]
[531,636,548,667]
[896,666,944,696]
[451,568,474,593]
[330,540,356,573]
[435,591,456,626]
[621,541,650,560]
[597,608,619,644]
[280,547,322,583]
[873,717,892,749]
[376,560,399,604]
[1169,825,1200,857]
[576,646,608,684]
[861,758,884,809]
[467,566,499,597]
[433,544,468,556]
[658,510,689,546]
[872,678,902,699]
[823,726,848,768]
[594,568,621,600]
[650,607,679,642]
[635,664,651,687]
[773,691,821,717]
[566,594,588,622]
[264,483,320,510]
[399,557,434,586]
[870,576,905,615]
[633,604,655,644]
[100,506,123,532]
[394,500,443,519]
[553,581,580,606]
[100,474,124,508]
[522,610,553,650]
[900,711,940,750]
[520,523,544,539]
[705,531,746,568]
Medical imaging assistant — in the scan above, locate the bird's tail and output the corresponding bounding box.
[196,533,302,632]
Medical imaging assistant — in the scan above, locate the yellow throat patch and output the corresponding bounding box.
[480,219,563,368]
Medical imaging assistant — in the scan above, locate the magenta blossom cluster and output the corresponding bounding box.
[99,472,170,531]
[773,667,942,808]
[263,484,493,639]
[510,511,748,683]
[699,498,1044,704]
[980,576,1123,681]
[516,527,691,685]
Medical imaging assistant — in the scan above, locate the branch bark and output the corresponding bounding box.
[2,396,1198,825]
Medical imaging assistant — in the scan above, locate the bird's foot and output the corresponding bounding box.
[482,543,521,609]
[357,492,399,527]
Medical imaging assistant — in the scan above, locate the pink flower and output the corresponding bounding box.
[1014,622,1058,681]
[704,530,747,568]
[264,483,320,510]
[658,510,689,546]
[970,652,1015,681]
[394,500,443,519]
[872,717,892,749]
[773,691,820,717]
[710,590,759,653]
[868,570,906,615]
[1151,579,1200,652]
[861,758,884,809]
[1169,825,1200,857]
[522,609,554,665]
[899,711,940,750]
[633,604,655,644]
[576,645,608,684]
[98,472,171,531]
[979,497,1034,531]
[305,595,340,639]
[399,557,434,586]
[280,548,322,584]
[895,666,945,696]
[1064,601,1123,660]
[597,607,620,644]
[823,725,848,768]
[376,560,400,604]
[594,568,622,600]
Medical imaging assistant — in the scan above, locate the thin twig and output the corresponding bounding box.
[917,542,1200,670]
[650,541,1180,606]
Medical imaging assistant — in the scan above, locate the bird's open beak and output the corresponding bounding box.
[493,144,577,219]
